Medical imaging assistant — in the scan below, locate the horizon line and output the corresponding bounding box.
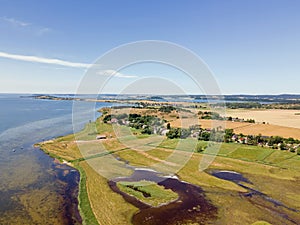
[1,92,300,96]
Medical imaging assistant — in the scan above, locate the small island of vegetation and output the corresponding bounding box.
[116,180,178,207]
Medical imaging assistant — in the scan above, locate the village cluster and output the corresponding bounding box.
[100,109,300,155]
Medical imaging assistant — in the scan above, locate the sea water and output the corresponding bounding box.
[0,94,109,225]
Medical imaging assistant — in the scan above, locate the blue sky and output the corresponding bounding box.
[0,0,299,94]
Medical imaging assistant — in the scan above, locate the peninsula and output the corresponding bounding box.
[37,98,300,225]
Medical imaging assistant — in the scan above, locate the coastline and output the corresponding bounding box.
[36,103,141,225]
[38,144,99,225]
[51,158,82,224]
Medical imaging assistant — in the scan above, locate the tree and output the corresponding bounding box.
[199,131,210,141]
[159,105,175,113]
[247,135,255,145]
[180,128,191,139]
[286,137,295,144]
[166,128,180,139]
[167,123,171,129]
[255,133,262,144]
[103,114,112,123]
[274,136,284,144]
[224,129,234,142]
[280,143,287,150]
[166,128,191,139]
[141,126,152,135]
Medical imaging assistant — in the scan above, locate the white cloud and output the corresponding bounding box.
[2,17,30,27]
[36,27,52,36]
[97,70,138,78]
[1,17,52,36]
[0,51,91,68]
[0,51,138,78]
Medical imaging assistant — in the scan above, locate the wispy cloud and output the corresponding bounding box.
[2,17,30,27]
[36,27,52,36]
[0,51,90,68]
[1,17,52,36]
[0,51,138,78]
[97,70,138,78]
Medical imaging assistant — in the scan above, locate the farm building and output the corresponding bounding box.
[96,135,107,140]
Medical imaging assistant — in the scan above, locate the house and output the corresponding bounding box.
[191,131,200,138]
[110,118,118,123]
[232,134,238,142]
[238,137,244,144]
[160,129,170,136]
[120,119,129,125]
[96,135,107,140]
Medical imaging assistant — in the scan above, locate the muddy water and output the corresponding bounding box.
[109,169,217,225]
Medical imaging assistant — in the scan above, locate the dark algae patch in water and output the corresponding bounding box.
[53,160,82,225]
[110,169,218,225]
[0,145,82,225]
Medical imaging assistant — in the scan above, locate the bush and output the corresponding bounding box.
[195,143,207,153]
[199,131,210,141]
[103,114,112,123]
[159,106,175,113]
[166,128,191,139]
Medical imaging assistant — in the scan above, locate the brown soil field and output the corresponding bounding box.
[231,123,300,139]
[172,119,300,139]
[106,107,300,139]
[225,109,300,129]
